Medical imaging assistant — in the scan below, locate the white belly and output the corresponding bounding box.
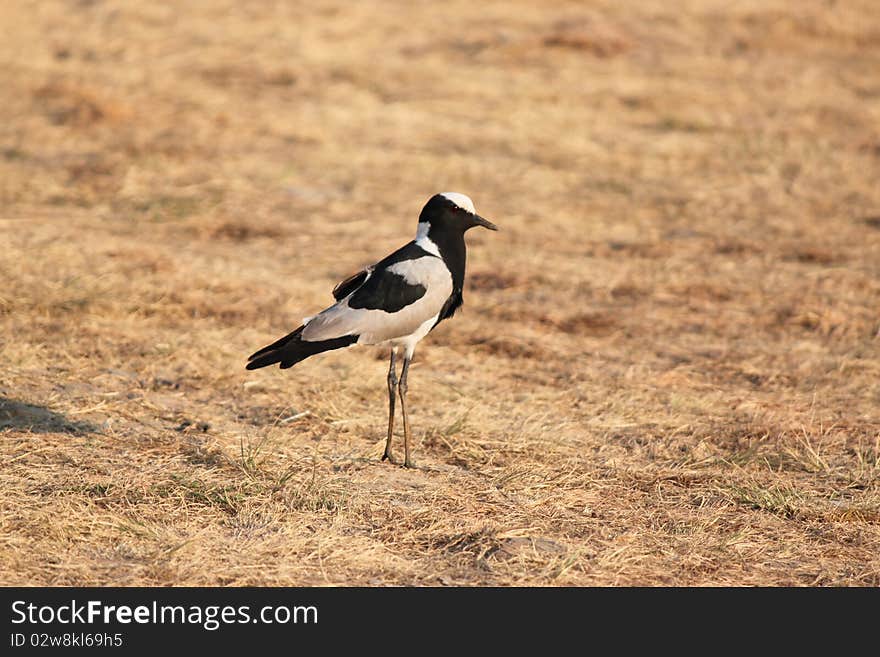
[383,313,440,358]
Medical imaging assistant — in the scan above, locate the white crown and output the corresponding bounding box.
[440,192,476,215]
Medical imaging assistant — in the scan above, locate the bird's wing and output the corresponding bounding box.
[329,240,430,302]
[347,261,427,312]
[302,254,452,344]
[331,267,372,301]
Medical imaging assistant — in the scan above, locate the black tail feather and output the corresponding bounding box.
[246,327,358,370]
[248,326,305,363]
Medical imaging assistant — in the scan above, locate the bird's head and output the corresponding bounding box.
[419,192,498,234]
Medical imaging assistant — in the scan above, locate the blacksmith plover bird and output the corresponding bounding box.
[246,192,497,468]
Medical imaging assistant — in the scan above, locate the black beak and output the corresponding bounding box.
[472,214,498,231]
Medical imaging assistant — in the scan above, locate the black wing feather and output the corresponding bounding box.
[341,241,435,312]
[332,268,371,301]
[348,268,426,312]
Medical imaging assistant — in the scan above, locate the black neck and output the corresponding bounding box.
[428,226,466,291]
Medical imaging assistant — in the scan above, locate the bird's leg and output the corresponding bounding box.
[398,356,414,468]
[382,348,398,463]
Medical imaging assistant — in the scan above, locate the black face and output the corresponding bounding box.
[419,194,498,233]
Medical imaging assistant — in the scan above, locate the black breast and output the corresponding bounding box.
[425,226,467,330]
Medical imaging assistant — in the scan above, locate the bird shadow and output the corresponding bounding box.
[0,396,95,434]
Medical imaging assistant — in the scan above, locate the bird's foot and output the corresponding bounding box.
[381,451,395,464]
[403,457,416,469]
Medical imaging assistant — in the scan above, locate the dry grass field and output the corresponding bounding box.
[2,0,879,586]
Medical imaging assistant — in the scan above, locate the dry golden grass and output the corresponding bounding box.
[1,0,879,586]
